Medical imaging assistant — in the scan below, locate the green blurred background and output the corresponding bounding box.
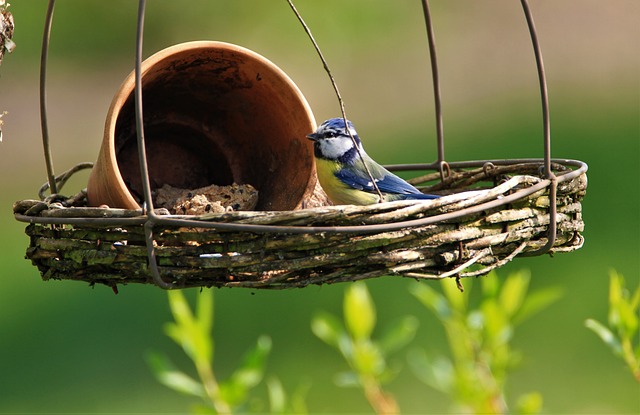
[0,0,638,413]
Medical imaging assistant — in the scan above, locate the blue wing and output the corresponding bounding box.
[335,156,427,196]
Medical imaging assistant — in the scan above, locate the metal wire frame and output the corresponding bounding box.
[39,0,57,194]
[421,0,447,181]
[26,0,588,289]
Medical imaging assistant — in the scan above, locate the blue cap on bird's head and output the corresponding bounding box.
[323,117,355,131]
[306,117,360,145]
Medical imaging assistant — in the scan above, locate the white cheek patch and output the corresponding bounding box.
[319,136,355,160]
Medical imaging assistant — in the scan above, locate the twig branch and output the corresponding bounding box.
[285,0,384,203]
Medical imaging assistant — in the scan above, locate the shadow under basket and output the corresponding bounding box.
[14,161,587,289]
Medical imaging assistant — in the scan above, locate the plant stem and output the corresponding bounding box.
[363,376,399,415]
[621,338,640,383]
[195,358,232,414]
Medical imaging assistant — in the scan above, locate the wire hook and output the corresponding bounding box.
[39,0,57,195]
[520,0,558,255]
[421,0,446,179]
[135,0,176,289]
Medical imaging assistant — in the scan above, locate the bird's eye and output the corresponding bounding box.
[326,131,337,138]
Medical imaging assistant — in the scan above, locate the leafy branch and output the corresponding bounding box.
[149,270,569,414]
[147,290,275,414]
[409,270,562,414]
[585,270,640,382]
[311,281,418,414]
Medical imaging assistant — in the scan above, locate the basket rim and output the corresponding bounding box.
[15,158,588,235]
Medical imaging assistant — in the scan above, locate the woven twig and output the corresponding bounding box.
[14,164,586,289]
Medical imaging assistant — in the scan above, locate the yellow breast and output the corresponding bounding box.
[315,158,379,205]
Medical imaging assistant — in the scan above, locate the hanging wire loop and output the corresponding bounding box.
[134,0,155,215]
[38,162,93,200]
[135,0,176,289]
[285,0,385,203]
[420,0,448,182]
[39,0,57,196]
[520,0,557,255]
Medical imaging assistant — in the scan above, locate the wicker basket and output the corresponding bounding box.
[14,161,587,289]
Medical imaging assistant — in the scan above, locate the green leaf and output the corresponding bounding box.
[164,290,214,364]
[334,371,360,388]
[617,300,639,339]
[289,380,311,415]
[167,290,195,330]
[499,270,530,318]
[311,311,344,349]
[190,405,217,414]
[410,282,450,319]
[267,377,286,414]
[481,299,512,345]
[516,391,543,415]
[146,351,206,397]
[467,309,484,331]
[481,271,499,298]
[629,282,640,312]
[352,339,385,376]
[441,277,467,313]
[608,270,624,329]
[585,318,623,356]
[164,320,200,362]
[513,286,563,326]
[609,270,623,306]
[196,289,214,336]
[407,348,453,393]
[163,321,185,348]
[219,336,272,406]
[606,271,640,339]
[344,282,376,341]
[233,335,272,387]
[267,378,311,414]
[379,315,419,354]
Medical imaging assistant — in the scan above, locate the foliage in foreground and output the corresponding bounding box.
[147,290,304,414]
[409,270,562,414]
[149,270,564,414]
[585,270,640,382]
[312,281,418,414]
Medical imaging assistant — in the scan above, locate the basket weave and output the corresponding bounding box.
[14,163,586,289]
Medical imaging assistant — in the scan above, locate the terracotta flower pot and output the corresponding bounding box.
[87,41,318,211]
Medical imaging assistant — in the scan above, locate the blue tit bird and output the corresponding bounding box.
[307,118,439,205]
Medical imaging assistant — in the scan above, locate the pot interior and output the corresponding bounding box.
[113,44,315,211]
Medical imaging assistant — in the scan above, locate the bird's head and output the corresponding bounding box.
[306,118,363,163]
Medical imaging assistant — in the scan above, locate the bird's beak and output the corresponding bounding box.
[306,133,319,141]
